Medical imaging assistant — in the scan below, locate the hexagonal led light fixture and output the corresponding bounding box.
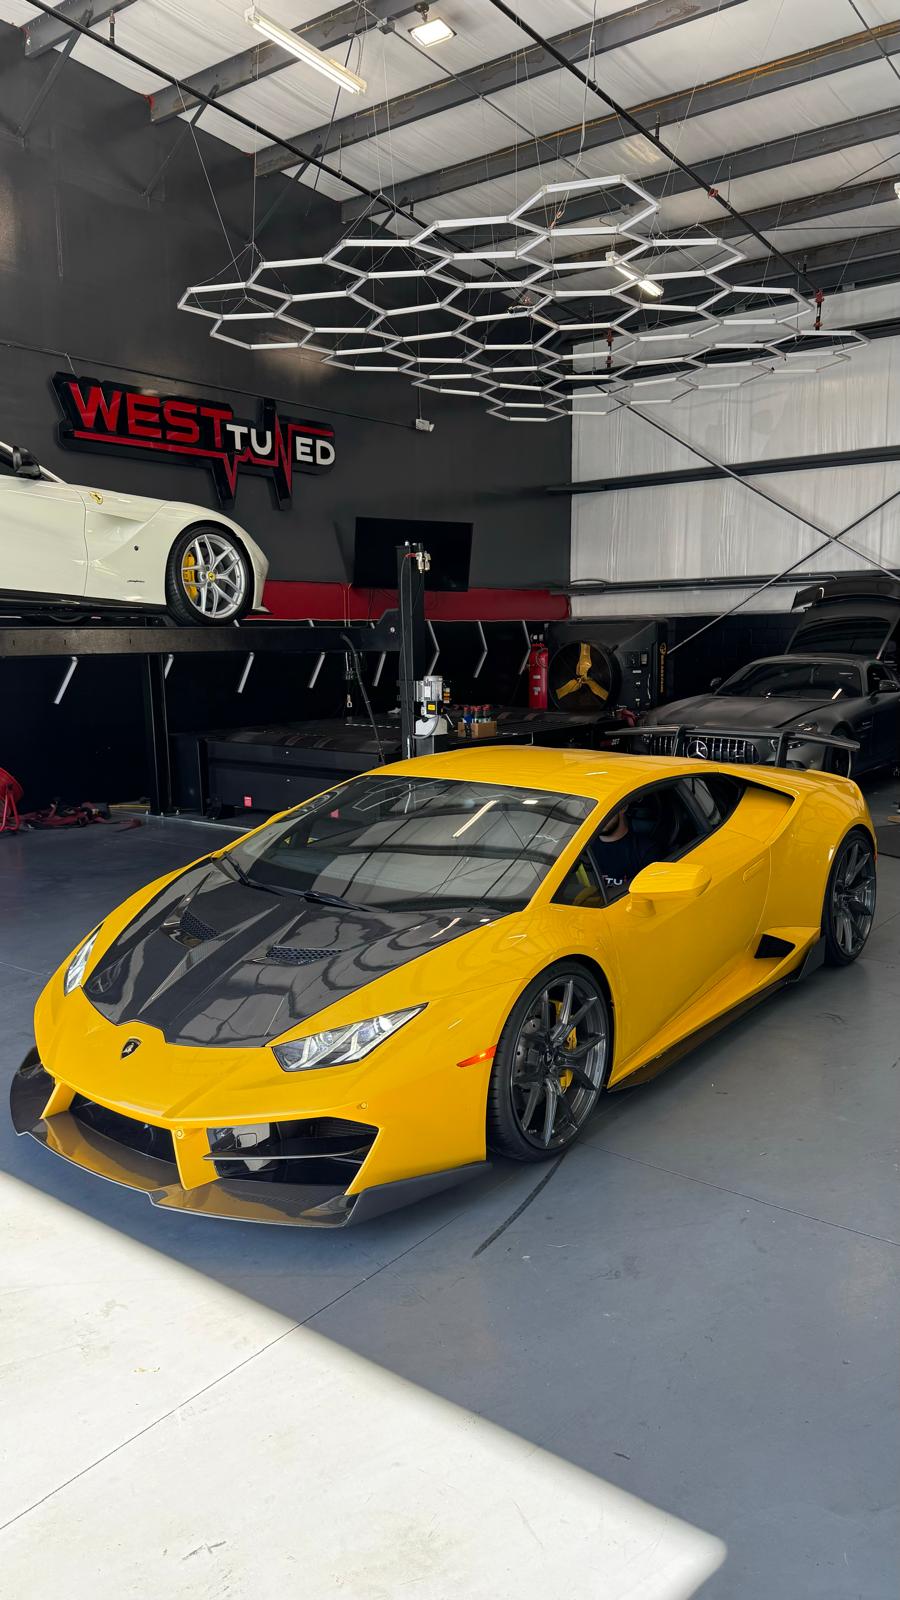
[700,283,813,327]
[508,174,658,240]
[179,176,864,424]
[179,282,291,321]
[209,316,308,352]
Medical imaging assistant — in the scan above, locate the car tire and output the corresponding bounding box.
[487,962,610,1162]
[822,827,876,966]
[165,525,252,626]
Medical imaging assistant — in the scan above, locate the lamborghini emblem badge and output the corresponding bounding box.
[121,1038,141,1058]
[89,490,104,504]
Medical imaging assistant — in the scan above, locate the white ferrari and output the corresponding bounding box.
[0,441,269,625]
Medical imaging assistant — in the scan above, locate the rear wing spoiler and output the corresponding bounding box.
[605,725,859,776]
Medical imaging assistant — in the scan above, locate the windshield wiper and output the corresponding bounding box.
[210,857,366,911]
[290,887,368,912]
[210,854,279,894]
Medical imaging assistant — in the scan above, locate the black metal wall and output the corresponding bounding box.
[0,22,571,591]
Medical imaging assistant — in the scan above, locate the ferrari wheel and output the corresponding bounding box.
[823,828,876,965]
[165,525,251,625]
[487,963,610,1161]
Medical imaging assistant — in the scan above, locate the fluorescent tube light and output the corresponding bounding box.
[244,7,367,94]
[606,249,663,298]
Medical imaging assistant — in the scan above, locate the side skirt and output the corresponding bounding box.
[608,938,825,1091]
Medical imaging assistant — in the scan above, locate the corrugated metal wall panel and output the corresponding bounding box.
[570,284,900,617]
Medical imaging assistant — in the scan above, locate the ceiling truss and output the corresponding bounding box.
[253,0,749,180]
[8,0,900,401]
[341,16,900,218]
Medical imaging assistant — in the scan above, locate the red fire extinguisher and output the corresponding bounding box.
[528,635,549,710]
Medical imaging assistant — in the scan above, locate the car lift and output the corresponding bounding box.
[0,613,402,814]
[0,543,439,814]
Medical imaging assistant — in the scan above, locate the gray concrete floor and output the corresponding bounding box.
[1,799,898,1599]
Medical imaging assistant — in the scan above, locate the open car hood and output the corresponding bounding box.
[788,576,900,657]
[83,861,499,1048]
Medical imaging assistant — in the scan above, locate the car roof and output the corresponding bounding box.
[735,654,869,669]
[378,744,714,803]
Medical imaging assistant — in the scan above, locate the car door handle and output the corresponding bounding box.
[742,858,766,883]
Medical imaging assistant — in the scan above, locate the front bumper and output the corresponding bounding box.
[10,1051,488,1227]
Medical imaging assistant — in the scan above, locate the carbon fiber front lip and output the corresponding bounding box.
[10,1052,489,1227]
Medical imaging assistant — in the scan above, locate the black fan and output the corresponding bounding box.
[549,641,620,714]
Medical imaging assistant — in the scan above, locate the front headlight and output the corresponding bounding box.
[272,1005,425,1073]
[795,721,820,734]
[64,928,100,996]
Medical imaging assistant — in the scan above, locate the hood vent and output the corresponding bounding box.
[163,906,222,948]
[266,945,338,966]
[181,909,220,941]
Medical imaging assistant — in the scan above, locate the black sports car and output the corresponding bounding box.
[644,578,900,775]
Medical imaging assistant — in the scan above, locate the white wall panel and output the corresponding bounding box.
[571,295,900,617]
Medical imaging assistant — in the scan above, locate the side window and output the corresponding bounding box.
[554,851,605,908]
[0,456,14,477]
[867,663,896,693]
[679,775,744,832]
[586,782,708,906]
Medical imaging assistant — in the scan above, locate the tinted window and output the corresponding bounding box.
[231,775,595,912]
[555,852,604,908]
[0,455,13,477]
[718,660,862,699]
[867,663,898,692]
[574,782,707,906]
[680,775,743,830]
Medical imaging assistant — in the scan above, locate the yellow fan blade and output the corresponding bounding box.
[576,642,593,677]
[556,678,582,698]
[583,677,609,701]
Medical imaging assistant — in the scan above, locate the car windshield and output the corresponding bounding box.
[228,775,595,912]
[717,661,862,699]
[0,441,56,482]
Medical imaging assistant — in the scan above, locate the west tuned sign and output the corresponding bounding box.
[52,373,336,506]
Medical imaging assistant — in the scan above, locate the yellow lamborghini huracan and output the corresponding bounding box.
[12,746,876,1226]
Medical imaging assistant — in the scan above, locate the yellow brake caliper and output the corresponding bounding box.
[551,998,575,1091]
[182,549,199,603]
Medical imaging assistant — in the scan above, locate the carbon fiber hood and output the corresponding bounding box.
[83,861,498,1047]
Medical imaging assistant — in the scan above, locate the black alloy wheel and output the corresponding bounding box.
[823,828,876,965]
[487,963,610,1161]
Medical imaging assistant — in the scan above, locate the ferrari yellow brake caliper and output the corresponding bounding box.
[182,548,199,602]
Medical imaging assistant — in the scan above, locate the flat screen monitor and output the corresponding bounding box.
[353,517,473,591]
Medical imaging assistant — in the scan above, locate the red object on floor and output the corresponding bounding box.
[0,769,23,833]
[259,581,568,623]
[527,638,549,709]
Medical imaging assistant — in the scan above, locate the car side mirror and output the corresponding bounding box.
[709,676,723,691]
[11,446,42,480]
[629,860,712,905]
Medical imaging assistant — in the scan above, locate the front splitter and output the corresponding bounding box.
[10,1051,489,1227]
